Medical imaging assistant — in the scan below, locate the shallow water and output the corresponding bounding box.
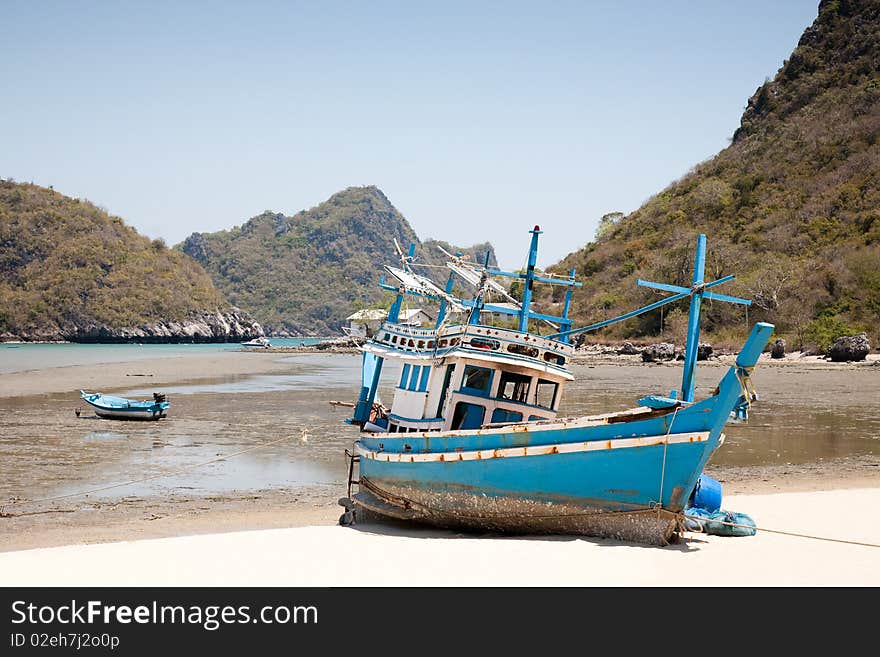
[0,353,877,506]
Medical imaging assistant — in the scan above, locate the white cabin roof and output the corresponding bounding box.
[347,308,433,322]
[347,309,387,321]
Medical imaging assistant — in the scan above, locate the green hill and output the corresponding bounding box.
[0,180,261,342]
[180,186,497,335]
[542,0,880,351]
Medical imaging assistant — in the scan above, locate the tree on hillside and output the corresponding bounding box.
[595,212,624,240]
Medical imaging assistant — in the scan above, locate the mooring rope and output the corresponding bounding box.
[0,431,344,517]
[681,513,880,549]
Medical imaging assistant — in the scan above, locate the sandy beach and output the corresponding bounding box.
[1,488,878,586]
[1,344,878,585]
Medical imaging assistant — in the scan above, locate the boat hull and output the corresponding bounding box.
[90,406,168,420]
[351,427,712,544]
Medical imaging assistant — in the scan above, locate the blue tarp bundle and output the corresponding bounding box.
[684,506,757,537]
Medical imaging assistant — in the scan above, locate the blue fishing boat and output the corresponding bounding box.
[80,390,169,420]
[338,228,773,544]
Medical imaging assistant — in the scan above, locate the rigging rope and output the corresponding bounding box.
[654,406,680,514]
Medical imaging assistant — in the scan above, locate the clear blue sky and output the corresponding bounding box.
[1,1,819,269]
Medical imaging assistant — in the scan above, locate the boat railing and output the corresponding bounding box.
[371,321,574,368]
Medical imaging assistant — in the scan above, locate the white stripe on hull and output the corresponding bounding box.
[356,431,711,463]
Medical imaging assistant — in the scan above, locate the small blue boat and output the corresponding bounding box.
[80,390,169,421]
[338,228,773,544]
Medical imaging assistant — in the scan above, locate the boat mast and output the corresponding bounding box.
[551,233,752,402]
[518,225,541,332]
[679,234,707,403]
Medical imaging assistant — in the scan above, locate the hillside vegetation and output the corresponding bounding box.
[0,180,258,341]
[542,0,880,351]
[181,186,496,335]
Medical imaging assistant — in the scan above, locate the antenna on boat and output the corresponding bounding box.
[549,234,752,403]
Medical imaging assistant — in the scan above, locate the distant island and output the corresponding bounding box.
[180,186,497,336]
[0,182,496,342]
[0,180,263,343]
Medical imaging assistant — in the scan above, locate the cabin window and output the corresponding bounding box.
[469,337,500,351]
[543,351,566,365]
[491,408,523,424]
[419,366,431,392]
[451,402,486,430]
[380,333,389,342]
[496,371,531,403]
[427,341,435,349]
[417,340,425,349]
[391,336,398,343]
[389,424,398,433]
[408,339,415,348]
[461,365,493,396]
[399,364,411,388]
[535,379,558,409]
[450,337,459,346]
[507,343,539,358]
[439,339,448,347]
[528,415,545,422]
[408,365,422,391]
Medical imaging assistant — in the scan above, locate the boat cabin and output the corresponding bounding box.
[349,226,582,435]
[363,323,575,433]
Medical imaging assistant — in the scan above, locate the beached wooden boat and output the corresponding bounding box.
[338,228,773,544]
[80,390,169,420]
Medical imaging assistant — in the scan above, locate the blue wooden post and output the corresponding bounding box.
[680,234,706,403]
[519,226,542,333]
[558,268,576,344]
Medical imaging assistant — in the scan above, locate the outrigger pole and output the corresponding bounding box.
[548,233,752,403]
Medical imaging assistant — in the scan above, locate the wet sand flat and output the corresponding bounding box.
[1,345,878,558]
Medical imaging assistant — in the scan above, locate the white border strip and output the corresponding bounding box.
[355,431,710,463]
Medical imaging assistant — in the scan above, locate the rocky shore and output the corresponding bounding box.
[1,309,264,344]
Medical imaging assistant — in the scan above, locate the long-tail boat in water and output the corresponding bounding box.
[337,227,773,544]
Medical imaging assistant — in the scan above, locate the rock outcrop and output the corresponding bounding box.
[827,332,870,362]
[770,339,786,359]
[642,343,676,362]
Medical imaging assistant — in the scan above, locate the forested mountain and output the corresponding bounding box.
[542,0,880,351]
[0,180,262,342]
[181,186,496,335]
